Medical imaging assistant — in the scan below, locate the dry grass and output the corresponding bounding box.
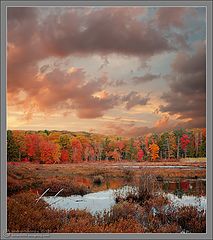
[180,157,207,163]
[7,161,206,197]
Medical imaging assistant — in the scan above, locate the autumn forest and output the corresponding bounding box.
[7,128,206,164]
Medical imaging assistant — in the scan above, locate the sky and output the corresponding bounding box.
[7,6,206,137]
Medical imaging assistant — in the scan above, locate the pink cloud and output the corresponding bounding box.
[7,7,172,121]
[155,7,189,29]
[104,116,195,137]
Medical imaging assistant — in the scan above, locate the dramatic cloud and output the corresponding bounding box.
[172,42,206,74]
[7,7,171,120]
[155,7,189,29]
[8,67,120,119]
[154,8,194,51]
[122,92,150,110]
[39,8,172,58]
[7,7,121,119]
[7,7,45,93]
[132,73,161,84]
[159,41,206,127]
[7,7,206,134]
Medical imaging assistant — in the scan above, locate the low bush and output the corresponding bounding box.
[7,191,206,233]
[61,210,98,233]
[93,175,104,185]
[175,206,206,233]
[123,169,134,181]
[40,178,90,196]
[7,192,66,233]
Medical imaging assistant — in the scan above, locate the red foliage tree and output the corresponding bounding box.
[25,134,41,161]
[71,138,83,163]
[61,149,69,163]
[116,140,125,152]
[180,134,190,157]
[78,136,93,161]
[137,149,144,161]
[89,147,95,161]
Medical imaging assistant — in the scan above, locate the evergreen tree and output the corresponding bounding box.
[7,130,19,161]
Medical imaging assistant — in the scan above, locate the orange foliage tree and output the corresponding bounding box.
[149,143,159,161]
[108,150,120,161]
[39,140,60,164]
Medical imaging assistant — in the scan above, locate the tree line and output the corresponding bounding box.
[7,128,206,163]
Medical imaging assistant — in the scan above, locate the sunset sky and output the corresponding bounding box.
[7,6,206,137]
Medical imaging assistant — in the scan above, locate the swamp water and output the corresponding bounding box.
[43,179,206,215]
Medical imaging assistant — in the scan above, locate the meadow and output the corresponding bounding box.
[7,158,206,233]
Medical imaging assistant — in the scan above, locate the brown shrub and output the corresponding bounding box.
[138,174,160,202]
[7,191,206,233]
[60,210,99,233]
[40,178,90,196]
[7,176,24,196]
[123,169,134,181]
[115,174,161,205]
[175,206,206,233]
[103,217,144,233]
[93,175,104,185]
[62,210,144,233]
[144,195,169,213]
[109,201,139,222]
[7,192,66,233]
[155,223,181,233]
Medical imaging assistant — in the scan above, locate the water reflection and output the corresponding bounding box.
[161,179,206,197]
[73,176,206,197]
[72,176,127,192]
